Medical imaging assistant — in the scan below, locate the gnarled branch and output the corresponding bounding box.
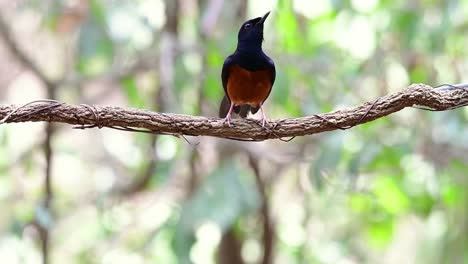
[1,83,468,141]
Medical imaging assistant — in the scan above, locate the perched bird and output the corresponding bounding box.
[219,11,276,127]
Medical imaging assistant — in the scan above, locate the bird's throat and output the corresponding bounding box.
[236,42,263,53]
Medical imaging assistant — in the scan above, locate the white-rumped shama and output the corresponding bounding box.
[218,12,276,127]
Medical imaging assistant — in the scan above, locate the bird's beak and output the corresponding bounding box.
[259,11,270,24]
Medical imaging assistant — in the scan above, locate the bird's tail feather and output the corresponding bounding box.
[218,95,231,118]
[218,95,250,118]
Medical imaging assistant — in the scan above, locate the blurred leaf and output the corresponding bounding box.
[393,9,420,47]
[366,218,394,248]
[205,74,223,101]
[181,161,259,227]
[373,176,409,215]
[349,193,372,213]
[205,47,225,101]
[271,70,289,106]
[411,192,435,217]
[89,0,107,24]
[173,160,260,263]
[367,145,408,171]
[283,99,302,116]
[207,46,223,67]
[311,134,344,190]
[277,0,302,52]
[14,202,34,223]
[152,226,178,264]
[77,3,113,76]
[121,76,145,108]
[409,65,429,83]
[306,12,337,48]
[442,184,463,208]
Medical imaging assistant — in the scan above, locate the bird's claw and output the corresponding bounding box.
[223,116,232,127]
[260,118,268,128]
[259,105,268,128]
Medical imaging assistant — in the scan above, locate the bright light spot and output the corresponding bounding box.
[401,154,437,196]
[279,222,306,246]
[248,0,276,18]
[423,9,441,28]
[294,0,332,19]
[433,56,456,84]
[0,236,40,264]
[195,221,222,245]
[6,73,46,158]
[317,242,343,263]
[334,14,376,60]
[0,177,12,200]
[0,238,21,264]
[83,55,110,75]
[7,72,45,101]
[278,203,306,247]
[102,206,132,232]
[183,52,202,74]
[385,61,409,92]
[241,239,261,263]
[109,12,138,39]
[156,137,177,161]
[108,11,138,40]
[103,131,142,167]
[53,153,88,197]
[371,11,390,30]
[2,124,41,168]
[359,76,380,100]
[108,9,152,47]
[351,0,379,13]
[138,0,166,30]
[190,221,221,264]
[150,229,177,262]
[427,211,447,240]
[139,202,172,230]
[102,249,145,264]
[343,133,363,153]
[381,127,411,146]
[93,167,115,192]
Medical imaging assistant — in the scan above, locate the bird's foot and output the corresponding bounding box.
[259,104,268,128]
[259,117,268,128]
[223,115,232,127]
[222,102,235,127]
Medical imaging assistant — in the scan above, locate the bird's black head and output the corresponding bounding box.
[237,12,270,51]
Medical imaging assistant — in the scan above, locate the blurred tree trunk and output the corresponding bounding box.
[217,229,244,264]
[236,0,248,20]
[249,155,274,264]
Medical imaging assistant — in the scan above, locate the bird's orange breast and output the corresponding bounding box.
[227,65,272,107]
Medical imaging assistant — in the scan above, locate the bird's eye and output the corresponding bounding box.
[244,23,252,29]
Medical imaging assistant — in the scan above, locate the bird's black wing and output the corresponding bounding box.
[219,55,235,118]
[221,55,235,100]
[265,55,276,99]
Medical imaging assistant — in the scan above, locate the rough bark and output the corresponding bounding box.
[1,84,468,141]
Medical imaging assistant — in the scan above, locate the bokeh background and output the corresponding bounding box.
[0,0,468,263]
